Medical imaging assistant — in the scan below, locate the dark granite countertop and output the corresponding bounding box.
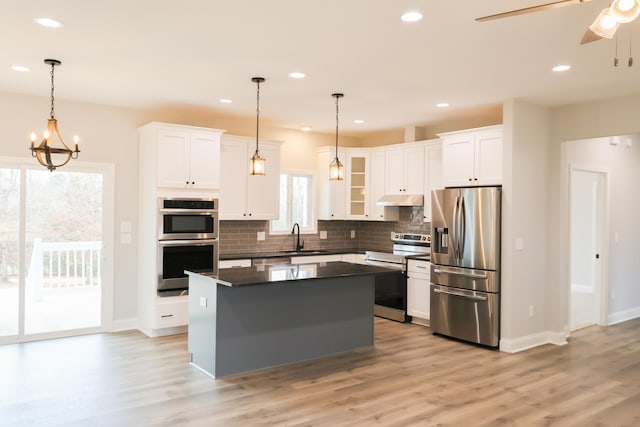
[405,254,431,261]
[187,261,399,287]
[219,249,365,261]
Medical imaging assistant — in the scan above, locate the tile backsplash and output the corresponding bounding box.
[219,207,431,256]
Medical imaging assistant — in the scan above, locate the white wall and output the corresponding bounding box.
[563,136,640,323]
[0,90,364,325]
[501,99,554,351]
[547,93,640,334]
[1,91,143,322]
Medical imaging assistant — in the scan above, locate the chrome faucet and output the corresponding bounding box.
[291,222,304,252]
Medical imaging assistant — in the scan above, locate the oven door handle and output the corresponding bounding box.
[432,268,487,280]
[159,239,219,246]
[433,287,487,301]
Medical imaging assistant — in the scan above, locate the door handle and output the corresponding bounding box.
[433,288,487,301]
[433,268,488,280]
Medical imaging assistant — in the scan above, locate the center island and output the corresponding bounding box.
[186,261,397,378]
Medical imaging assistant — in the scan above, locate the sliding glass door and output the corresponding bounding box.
[0,161,112,343]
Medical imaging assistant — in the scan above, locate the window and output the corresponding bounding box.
[270,171,316,234]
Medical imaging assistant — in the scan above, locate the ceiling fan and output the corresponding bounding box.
[476,0,640,44]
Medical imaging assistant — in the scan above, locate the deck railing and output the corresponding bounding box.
[27,239,102,297]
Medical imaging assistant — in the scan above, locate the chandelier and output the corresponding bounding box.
[30,59,80,171]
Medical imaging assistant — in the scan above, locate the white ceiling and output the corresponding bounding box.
[3,0,640,135]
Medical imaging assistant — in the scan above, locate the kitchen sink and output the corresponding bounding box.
[280,249,329,256]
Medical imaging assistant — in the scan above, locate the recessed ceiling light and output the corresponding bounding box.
[34,17,63,28]
[552,64,571,72]
[11,65,30,72]
[401,11,423,22]
[219,98,232,104]
[301,126,312,132]
[436,102,450,108]
[353,119,365,124]
[289,72,306,79]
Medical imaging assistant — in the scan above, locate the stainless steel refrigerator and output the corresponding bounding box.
[430,186,501,348]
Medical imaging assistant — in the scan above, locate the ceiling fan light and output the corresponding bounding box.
[589,8,620,39]
[610,0,640,23]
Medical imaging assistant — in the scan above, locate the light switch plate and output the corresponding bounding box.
[120,221,132,233]
[515,238,523,251]
[199,296,207,308]
[120,233,132,245]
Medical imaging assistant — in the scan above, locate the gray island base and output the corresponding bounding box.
[186,262,393,378]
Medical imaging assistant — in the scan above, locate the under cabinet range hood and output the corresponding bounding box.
[376,194,424,207]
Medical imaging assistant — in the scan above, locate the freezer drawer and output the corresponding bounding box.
[431,264,499,293]
[430,284,499,348]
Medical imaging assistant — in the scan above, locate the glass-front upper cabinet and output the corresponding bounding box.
[347,151,369,220]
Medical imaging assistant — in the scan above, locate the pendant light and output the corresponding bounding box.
[250,77,266,176]
[29,59,80,171]
[329,93,344,181]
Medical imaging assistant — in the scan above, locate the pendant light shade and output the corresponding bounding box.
[329,93,344,181]
[29,59,80,171]
[610,0,640,23]
[250,77,266,176]
[589,8,620,39]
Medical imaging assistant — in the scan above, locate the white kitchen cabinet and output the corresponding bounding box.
[220,135,282,220]
[137,122,225,337]
[346,151,370,220]
[342,253,366,264]
[152,124,223,190]
[369,150,399,221]
[407,258,431,322]
[219,259,252,268]
[317,147,346,220]
[291,254,343,264]
[423,140,443,223]
[153,297,189,329]
[384,142,425,195]
[440,125,502,187]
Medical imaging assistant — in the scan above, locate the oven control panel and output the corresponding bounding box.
[391,232,431,245]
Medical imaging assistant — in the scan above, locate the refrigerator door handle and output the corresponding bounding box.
[433,287,488,301]
[459,195,466,259]
[451,195,458,260]
[432,268,488,280]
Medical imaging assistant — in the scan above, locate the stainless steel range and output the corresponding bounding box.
[365,232,431,322]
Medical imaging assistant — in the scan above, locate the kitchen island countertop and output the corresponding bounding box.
[201,261,397,287]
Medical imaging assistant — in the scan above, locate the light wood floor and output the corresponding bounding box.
[1,318,639,427]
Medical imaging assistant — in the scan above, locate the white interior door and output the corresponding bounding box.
[569,168,607,331]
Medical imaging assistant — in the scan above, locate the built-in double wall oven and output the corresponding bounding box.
[157,198,219,296]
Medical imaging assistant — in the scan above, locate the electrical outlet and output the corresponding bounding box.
[257,231,265,241]
[529,305,534,318]
[351,230,356,239]
[320,230,327,239]
[515,238,524,251]
[199,296,207,308]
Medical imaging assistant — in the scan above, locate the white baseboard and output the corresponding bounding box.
[500,330,567,353]
[110,318,138,332]
[608,306,640,325]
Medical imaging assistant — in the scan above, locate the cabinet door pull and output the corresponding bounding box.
[161,314,174,318]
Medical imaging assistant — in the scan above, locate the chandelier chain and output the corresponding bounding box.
[50,62,56,119]
[334,95,339,156]
[255,79,261,152]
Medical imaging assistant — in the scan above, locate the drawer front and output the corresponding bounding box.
[220,259,252,268]
[407,259,430,274]
[154,300,188,329]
